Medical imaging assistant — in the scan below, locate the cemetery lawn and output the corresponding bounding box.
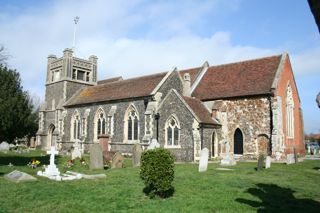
[0,151,320,213]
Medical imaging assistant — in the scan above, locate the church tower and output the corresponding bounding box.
[36,48,98,150]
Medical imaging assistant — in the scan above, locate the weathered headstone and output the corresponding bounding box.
[30,137,36,148]
[286,154,295,164]
[198,148,209,172]
[0,141,10,152]
[71,140,82,160]
[132,143,143,167]
[111,152,124,168]
[5,170,37,183]
[147,139,160,150]
[89,144,104,170]
[293,148,298,163]
[307,146,311,154]
[220,141,236,166]
[257,154,264,171]
[265,156,271,169]
[98,134,109,152]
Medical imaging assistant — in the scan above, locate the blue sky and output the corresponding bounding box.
[0,0,319,133]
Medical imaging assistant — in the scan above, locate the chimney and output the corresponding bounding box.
[182,73,191,96]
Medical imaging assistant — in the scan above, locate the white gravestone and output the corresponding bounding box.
[265,156,271,169]
[147,139,160,150]
[199,148,209,172]
[307,146,311,154]
[286,154,295,164]
[220,141,236,166]
[71,140,82,160]
[40,146,60,177]
[0,142,10,152]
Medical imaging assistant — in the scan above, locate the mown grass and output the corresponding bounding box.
[0,150,319,213]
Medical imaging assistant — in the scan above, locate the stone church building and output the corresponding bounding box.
[36,48,305,161]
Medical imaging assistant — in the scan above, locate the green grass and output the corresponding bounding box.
[0,151,320,213]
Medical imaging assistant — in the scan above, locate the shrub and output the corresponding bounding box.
[140,148,175,198]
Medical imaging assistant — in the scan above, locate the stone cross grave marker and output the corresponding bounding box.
[199,148,209,172]
[132,143,143,167]
[265,156,271,169]
[257,154,264,171]
[90,144,104,170]
[43,146,60,176]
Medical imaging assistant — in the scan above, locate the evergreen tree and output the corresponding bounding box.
[0,64,38,143]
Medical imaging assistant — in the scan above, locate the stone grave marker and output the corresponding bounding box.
[265,156,271,169]
[42,146,60,176]
[147,139,160,150]
[198,148,209,172]
[5,170,37,183]
[132,143,143,167]
[89,144,104,170]
[293,148,298,163]
[30,137,36,148]
[257,154,264,171]
[0,141,10,152]
[220,141,236,166]
[286,154,295,165]
[111,152,124,168]
[71,140,82,160]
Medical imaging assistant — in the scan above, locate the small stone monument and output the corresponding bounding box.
[147,139,160,150]
[307,146,311,154]
[71,140,82,160]
[111,152,124,168]
[30,137,36,148]
[0,141,10,152]
[132,143,143,167]
[220,141,236,166]
[286,154,295,164]
[198,148,209,172]
[265,156,271,169]
[257,154,264,171]
[293,147,298,163]
[43,146,60,176]
[98,134,109,152]
[5,170,37,183]
[89,144,104,170]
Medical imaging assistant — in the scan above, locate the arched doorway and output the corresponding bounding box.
[257,134,269,156]
[47,124,55,148]
[234,128,243,155]
[211,131,218,158]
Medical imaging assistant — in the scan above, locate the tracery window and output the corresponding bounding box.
[94,108,106,141]
[125,105,139,142]
[166,116,180,147]
[71,110,81,140]
[286,84,294,138]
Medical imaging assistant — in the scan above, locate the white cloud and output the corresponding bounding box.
[291,47,320,75]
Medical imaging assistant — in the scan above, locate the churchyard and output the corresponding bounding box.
[0,148,319,213]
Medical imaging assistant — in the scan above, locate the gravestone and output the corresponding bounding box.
[89,144,104,170]
[98,134,109,152]
[0,141,10,152]
[132,143,143,167]
[307,146,311,154]
[5,170,37,183]
[220,141,236,166]
[147,139,160,150]
[265,156,271,169]
[43,146,60,176]
[111,152,124,168]
[30,137,36,148]
[286,154,295,164]
[257,154,264,171]
[198,148,209,172]
[71,140,82,160]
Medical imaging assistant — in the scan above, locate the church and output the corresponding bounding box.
[36,48,305,161]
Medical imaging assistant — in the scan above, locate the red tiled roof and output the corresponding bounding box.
[192,55,282,100]
[66,72,167,106]
[97,76,123,85]
[179,67,202,85]
[183,96,219,125]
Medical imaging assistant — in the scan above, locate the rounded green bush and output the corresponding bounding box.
[140,148,174,198]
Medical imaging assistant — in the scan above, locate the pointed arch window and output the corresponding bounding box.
[124,105,139,143]
[94,108,106,141]
[71,111,81,140]
[286,84,294,138]
[165,116,180,147]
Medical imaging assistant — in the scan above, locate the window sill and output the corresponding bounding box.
[164,145,181,149]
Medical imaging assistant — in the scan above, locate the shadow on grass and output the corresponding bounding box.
[0,172,4,176]
[143,185,175,199]
[313,167,320,170]
[0,155,52,166]
[236,183,320,213]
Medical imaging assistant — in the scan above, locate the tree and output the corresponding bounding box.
[0,45,9,65]
[0,65,38,143]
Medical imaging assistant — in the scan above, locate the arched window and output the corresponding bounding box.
[124,105,139,143]
[71,110,81,140]
[286,84,294,138]
[165,116,180,147]
[234,128,243,155]
[94,108,106,141]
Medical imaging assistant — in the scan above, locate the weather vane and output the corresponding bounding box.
[72,16,80,54]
